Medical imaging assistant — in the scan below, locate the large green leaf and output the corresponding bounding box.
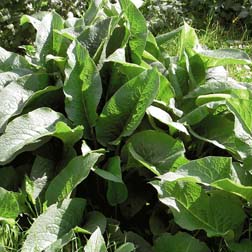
[0,72,49,132]
[0,69,33,87]
[119,0,147,64]
[45,152,102,205]
[151,180,245,237]
[21,198,86,252]
[122,130,185,175]
[160,156,232,184]
[198,49,251,68]
[179,22,200,59]
[159,156,252,201]
[0,47,33,71]
[84,228,107,252]
[64,41,102,138]
[96,69,159,146]
[0,108,76,165]
[34,11,64,65]
[153,232,210,252]
[77,18,113,59]
[0,188,25,225]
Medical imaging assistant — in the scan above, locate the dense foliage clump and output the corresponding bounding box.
[1,1,252,251]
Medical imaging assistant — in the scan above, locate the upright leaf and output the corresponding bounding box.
[34,11,64,65]
[84,228,107,252]
[119,0,147,64]
[21,198,86,252]
[77,18,113,58]
[96,69,159,146]
[64,41,102,138]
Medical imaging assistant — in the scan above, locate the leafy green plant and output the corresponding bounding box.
[1,1,252,251]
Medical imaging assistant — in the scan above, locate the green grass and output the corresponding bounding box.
[160,21,252,83]
[198,22,252,82]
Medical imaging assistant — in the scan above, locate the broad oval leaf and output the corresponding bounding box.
[199,49,251,68]
[45,152,102,205]
[21,198,86,252]
[122,130,185,175]
[151,180,245,237]
[0,72,49,132]
[0,47,33,71]
[96,69,160,146]
[0,107,65,164]
[153,232,210,252]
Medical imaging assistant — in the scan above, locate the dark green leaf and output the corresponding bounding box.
[45,153,102,205]
[153,232,210,252]
[96,69,159,146]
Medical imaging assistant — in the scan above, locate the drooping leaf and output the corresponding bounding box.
[153,232,210,252]
[146,106,189,135]
[0,47,33,71]
[84,228,107,252]
[64,41,102,138]
[45,153,102,205]
[21,198,86,252]
[0,72,49,132]
[0,107,67,165]
[0,69,33,87]
[96,69,159,146]
[122,130,185,175]
[198,49,251,68]
[151,180,245,237]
